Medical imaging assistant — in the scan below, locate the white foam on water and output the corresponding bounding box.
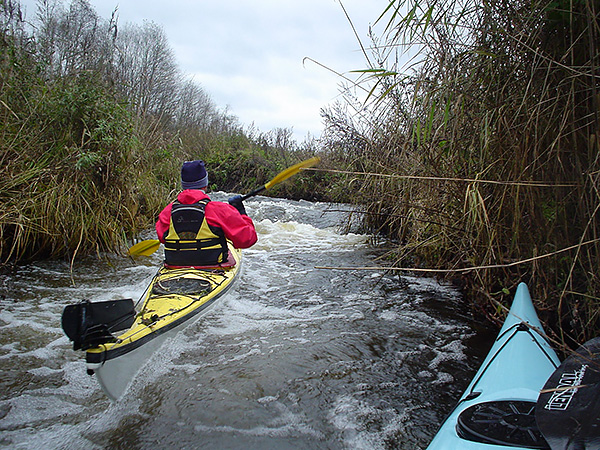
[0,309,57,332]
[0,422,104,450]
[21,330,209,449]
[193,397,325,440]
[26,366,62,377]
[428,339,467,370]
[205,292,332,338]
[378,310,401,321]
[0,394,84,429]
[252,218,367,253]
[401,275,462,299]
[328,394,406,450]
[57,361,102,398]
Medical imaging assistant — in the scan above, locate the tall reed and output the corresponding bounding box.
[324,0,600,347]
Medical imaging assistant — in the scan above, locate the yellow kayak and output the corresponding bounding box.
[62,243,242,400]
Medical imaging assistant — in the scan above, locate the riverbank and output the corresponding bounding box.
[0,2,340,265]
[317,0,600,351]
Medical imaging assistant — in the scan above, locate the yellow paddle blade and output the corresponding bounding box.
[264,156,320,190]
[128,239,160,256]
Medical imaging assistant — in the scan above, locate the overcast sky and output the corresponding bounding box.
[19,0,389,142]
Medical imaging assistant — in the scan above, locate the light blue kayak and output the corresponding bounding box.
[426,282,561,449]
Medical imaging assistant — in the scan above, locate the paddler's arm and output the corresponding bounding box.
[206,202,257,249]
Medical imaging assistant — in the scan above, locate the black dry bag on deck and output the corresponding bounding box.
[61,299,136,350]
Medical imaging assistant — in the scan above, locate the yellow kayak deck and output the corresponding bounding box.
[86,245,241,366]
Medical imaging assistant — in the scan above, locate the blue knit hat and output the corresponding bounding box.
[181,160,208,190]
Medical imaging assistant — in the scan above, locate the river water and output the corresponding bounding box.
[0,195,490,450]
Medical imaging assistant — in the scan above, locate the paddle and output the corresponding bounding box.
[535,337,600,450]
[239,156,321,201]
[127,156,321,256]
[128,239,161,256]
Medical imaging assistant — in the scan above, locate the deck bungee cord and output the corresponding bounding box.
[427,283,600,450]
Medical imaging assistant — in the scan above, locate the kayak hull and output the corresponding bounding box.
[85,243,242,400]
[426,283,561,450]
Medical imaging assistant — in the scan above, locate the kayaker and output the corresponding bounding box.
[155,160,257,266]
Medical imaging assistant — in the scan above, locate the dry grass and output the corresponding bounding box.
[323,0,600,348]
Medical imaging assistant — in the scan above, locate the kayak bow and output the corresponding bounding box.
[426,282,561,450]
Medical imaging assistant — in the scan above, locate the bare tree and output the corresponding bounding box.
[114,21,180,119]
[34,0,112,77]
[175,78,219,131]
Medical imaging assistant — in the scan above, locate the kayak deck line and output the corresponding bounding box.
[113,291,217,345]
[466,322,560,401]
[85,287,230,365]
[85,257,240,364]
[130,269,231,330]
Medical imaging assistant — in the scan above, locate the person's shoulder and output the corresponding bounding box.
[205,199,232,209]
[205,199,239,218]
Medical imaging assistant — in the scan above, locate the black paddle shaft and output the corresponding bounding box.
[240,186,266,201]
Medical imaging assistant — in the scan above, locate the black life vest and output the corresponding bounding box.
[163,199,228,266]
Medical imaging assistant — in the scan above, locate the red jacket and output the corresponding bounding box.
[155,190,257,249]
